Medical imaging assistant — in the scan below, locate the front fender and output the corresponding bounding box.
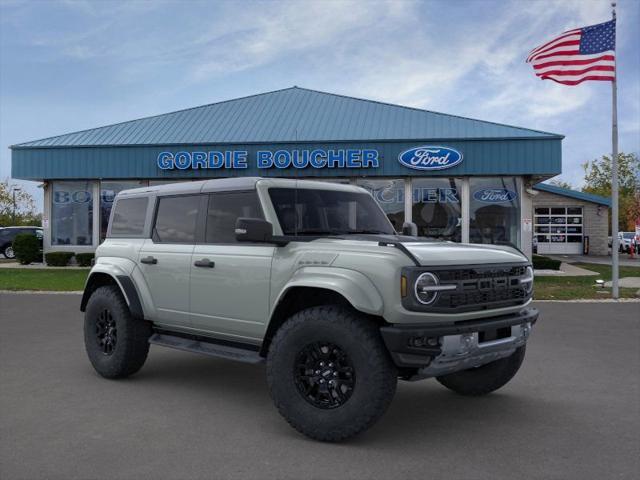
[275,267,384,315]
[80,258,143,318]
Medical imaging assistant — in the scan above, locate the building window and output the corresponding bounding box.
[412,178,462,241]
[356,179,405,231]
[51,181,94,246]
[469,177,520,247]
[100,181,146,241]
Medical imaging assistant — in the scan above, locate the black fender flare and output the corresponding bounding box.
[80,272,144,320]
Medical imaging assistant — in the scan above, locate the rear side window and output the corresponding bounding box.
[110,198,148,237]
[154,195,200,243]
[206,191,263,243]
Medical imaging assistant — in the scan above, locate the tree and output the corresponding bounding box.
[582,152,640,231]
[0,180,41,227]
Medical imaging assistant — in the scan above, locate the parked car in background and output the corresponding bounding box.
[620,232,635,253]
[0,226,43,259]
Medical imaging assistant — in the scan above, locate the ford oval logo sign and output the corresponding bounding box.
[473,188,518,203]
[398,146,463,171]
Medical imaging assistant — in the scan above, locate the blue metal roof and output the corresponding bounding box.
[12,87,562,148]
[533,183,611,206]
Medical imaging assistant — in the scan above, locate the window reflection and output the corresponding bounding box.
[412,178,462,241]
[51,181,94,246]
[356,179,405,231]
[469,177,520,247]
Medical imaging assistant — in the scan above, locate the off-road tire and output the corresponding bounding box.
[84,285,151,379]
[266,305,397,442]
[436,346,526,396]
[3,244,15,259]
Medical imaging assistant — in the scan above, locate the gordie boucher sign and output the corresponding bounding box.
[156,145,463,171]
[157,149,380,170]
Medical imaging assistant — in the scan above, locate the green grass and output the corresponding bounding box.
[534,263,640,300]
[0,268,90,291]
[0,262,638,300]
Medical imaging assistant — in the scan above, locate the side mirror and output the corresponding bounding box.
[235,217,274,243]
[401,221,418,236]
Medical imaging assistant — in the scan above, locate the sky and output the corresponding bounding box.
[1,0,639,211]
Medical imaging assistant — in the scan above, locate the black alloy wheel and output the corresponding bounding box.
[266,305,398,441]
[95,308,117,355]
[294,342,356,409]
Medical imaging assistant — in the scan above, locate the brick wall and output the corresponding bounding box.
[532,191,609,256]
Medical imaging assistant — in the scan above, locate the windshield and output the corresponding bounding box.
[268,187,396,236]
[622,233,635,239]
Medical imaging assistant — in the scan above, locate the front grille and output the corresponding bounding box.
[402,263,531,313]
[437,266,527,282]
[445,286,528,309]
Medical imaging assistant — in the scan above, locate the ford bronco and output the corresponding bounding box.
[81,177,537,441]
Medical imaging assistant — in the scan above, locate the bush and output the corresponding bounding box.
[45,251,75,267]
[12,233,41,265]
[532,255,562,270]
[75,253,95,267]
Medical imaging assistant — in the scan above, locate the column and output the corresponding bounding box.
[404,178,412,224]
[461,177,470,243]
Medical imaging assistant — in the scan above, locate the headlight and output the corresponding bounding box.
[414,272,441,305]
[521,266,534,294]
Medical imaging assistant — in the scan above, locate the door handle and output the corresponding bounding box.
[194,258,215,268]
[140,256,158,265]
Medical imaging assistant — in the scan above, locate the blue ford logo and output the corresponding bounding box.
[473,188,518,203]
[398,146,463,171]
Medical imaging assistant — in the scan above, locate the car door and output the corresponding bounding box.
[190,190,274,342]
[138,194,202,327]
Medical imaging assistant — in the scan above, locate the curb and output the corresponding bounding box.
[535,298,640,303]
[0,290,83,295]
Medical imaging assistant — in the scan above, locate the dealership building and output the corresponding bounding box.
[10,87,610,258]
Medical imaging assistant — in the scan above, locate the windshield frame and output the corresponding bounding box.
[266,186,397,237]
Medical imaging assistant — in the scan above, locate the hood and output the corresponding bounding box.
[402,241,527,266]
[311,234,528,266]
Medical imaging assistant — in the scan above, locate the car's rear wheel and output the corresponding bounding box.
[3,244,15,259]
[84,285,151,379]
[436,346,526,396]
[266,305,397,442]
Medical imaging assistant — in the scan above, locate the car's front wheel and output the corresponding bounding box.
[84,285,152,379]
[267,305,397,442]
[436,346,526,396]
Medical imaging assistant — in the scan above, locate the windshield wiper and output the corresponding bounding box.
[341,229,393,235]
[285,229,394,236]
[288,229,345,236]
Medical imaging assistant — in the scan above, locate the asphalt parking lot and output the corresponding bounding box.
[1,294,638,480]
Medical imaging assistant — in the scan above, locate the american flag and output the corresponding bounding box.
[527,20,616,85]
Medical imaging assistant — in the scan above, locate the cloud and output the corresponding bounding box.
[189,1,412,81]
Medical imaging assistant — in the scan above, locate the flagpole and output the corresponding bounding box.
[611,1,619,299]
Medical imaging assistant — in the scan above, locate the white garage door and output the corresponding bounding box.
[535,206,583,254]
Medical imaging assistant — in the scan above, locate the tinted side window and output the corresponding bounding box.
[206,191,263,243]
[110,198,149,237]
[154,195,200,243]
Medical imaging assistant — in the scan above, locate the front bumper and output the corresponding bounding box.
[380,307,538,379]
